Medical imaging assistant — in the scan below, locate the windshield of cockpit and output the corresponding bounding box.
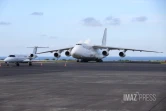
[8,55,15,57]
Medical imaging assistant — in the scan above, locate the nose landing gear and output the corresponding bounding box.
[5,62,9,66]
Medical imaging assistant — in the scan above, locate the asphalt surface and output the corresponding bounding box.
[0,62,166,111]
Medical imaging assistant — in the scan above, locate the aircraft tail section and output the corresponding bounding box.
[27,46,49,54]
[102,28,107,46]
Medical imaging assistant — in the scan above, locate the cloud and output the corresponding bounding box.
[0,21,11,25]
[105,16,121,25]
[132,16,148,22]
[82,15,149,27]
[31,12,43,16]
[82,17,102,27]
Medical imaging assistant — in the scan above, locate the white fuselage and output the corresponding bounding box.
[4,54,37,63]
[70,43,105,60]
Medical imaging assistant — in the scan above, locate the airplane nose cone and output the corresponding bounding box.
[4,57,11,62]
[4,58,8,62]
[71,49,76,57]
[71,48,80,58]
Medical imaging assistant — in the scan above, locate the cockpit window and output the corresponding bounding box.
[8,55,15,57]
[76,44,82,45]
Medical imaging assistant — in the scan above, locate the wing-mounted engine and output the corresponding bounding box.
[54,52,61,58]
[119,52,126,57]
[102,50,109,56]
[65,50,71,57]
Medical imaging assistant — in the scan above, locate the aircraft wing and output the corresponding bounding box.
[37,47,74,54]
[93,45,163,53]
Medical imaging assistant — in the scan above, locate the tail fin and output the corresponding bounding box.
[102,28,107,46]
[27,46,49,54]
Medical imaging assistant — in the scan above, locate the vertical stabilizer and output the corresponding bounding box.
[102,28,107,46]
[33,46,38,54]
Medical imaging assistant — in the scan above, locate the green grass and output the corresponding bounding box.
[160,62,166,64]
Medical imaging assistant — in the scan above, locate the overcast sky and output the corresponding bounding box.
[0,0,165,57]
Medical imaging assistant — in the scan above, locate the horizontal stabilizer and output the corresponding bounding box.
[27,46,49,54]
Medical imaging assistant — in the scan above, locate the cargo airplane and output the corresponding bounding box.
[37,28,163,62]
[4,46,48,66]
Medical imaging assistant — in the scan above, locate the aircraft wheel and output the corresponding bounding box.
[29,62,32,66]
[6,62,9,66]
[96,59,103,62]
[81,59,88,62]
[16,62,20,66]
[99,59,103,62]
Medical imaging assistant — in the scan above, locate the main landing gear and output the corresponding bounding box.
[5,62,33,66]
[77,59,103,62]
[77,59,88,62]
[28,62,32,66]
[96,59,103,62]
[15,62,20,66]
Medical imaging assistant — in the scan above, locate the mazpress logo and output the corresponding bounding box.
[123,92,156,102]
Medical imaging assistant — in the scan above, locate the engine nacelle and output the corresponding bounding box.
[54,52,61,58]
[65,50,71,57]
[102,50,109,56]
[119,52,126,57]
[30,54,34,57]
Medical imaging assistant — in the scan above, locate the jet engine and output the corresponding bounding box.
[119,52,126,57]
[102,50,109,56]
[54,52,61,58]
[30,54,34,57]
[65,50,71,57]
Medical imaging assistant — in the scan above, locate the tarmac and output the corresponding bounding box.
[0,62,166,111]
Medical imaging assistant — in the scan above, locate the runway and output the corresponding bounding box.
[0,62,166,111]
